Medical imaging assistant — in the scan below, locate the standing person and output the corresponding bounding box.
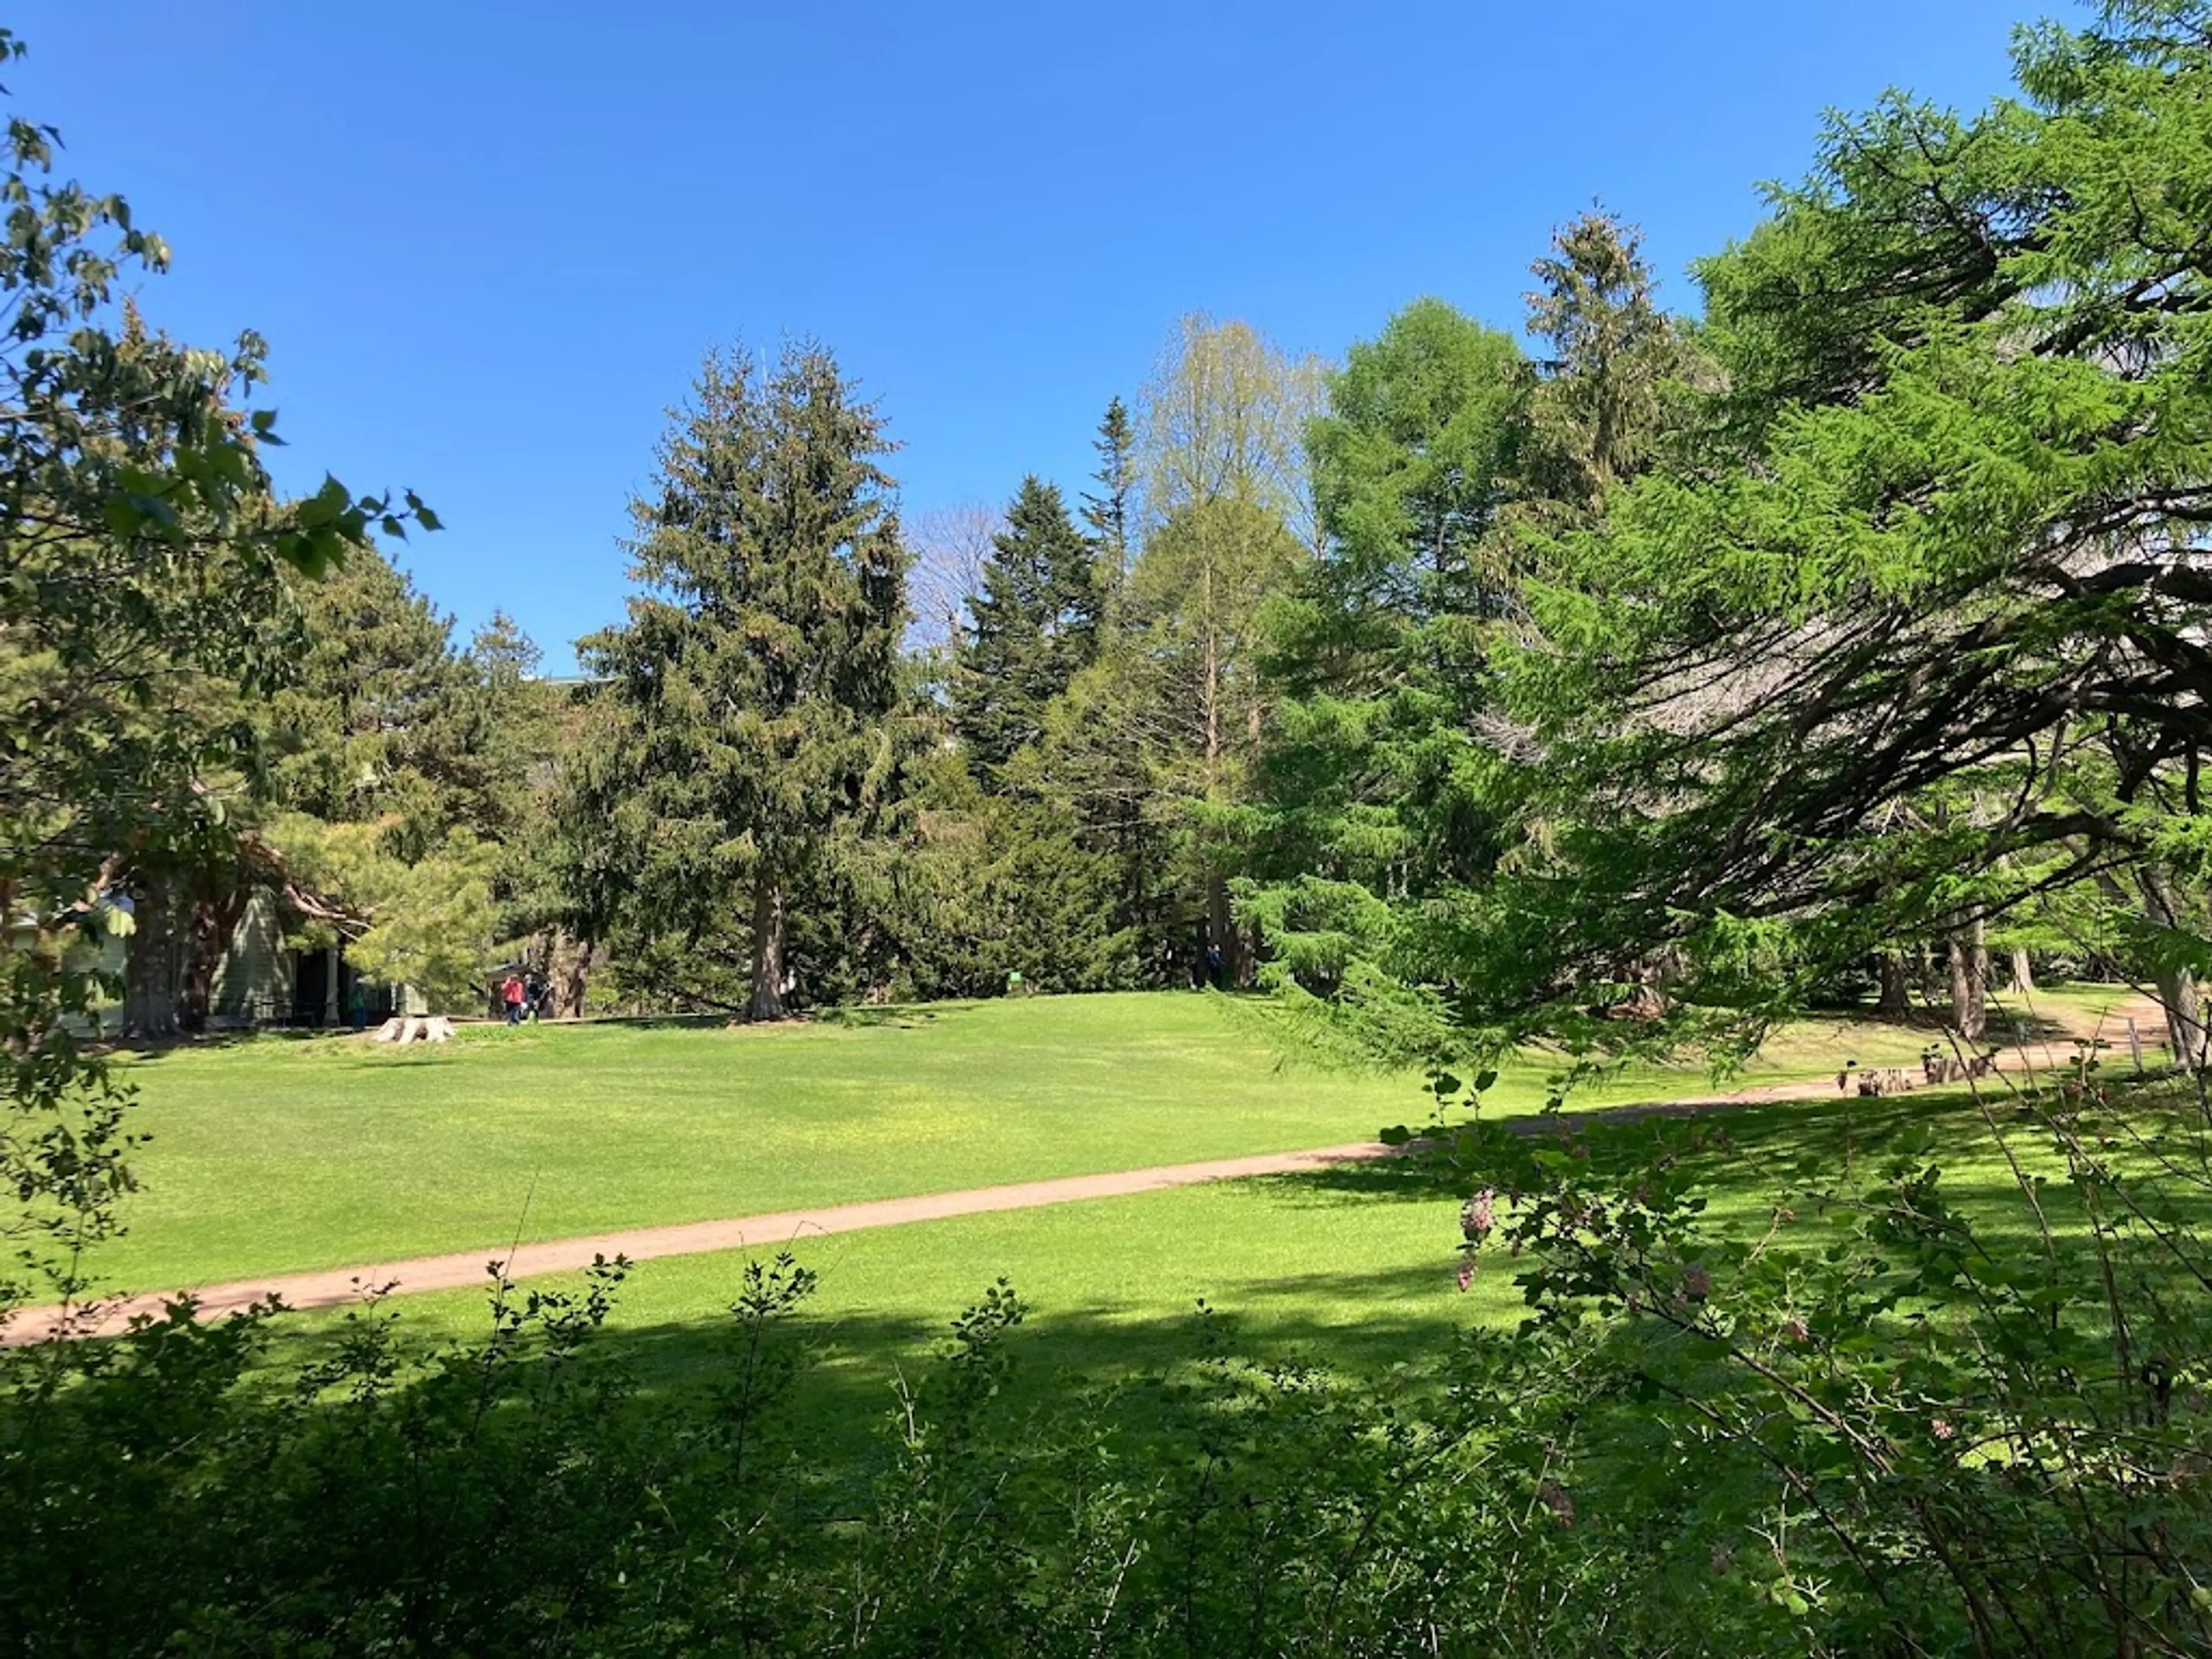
[347,978,370,1034]
[501,972,525,1025]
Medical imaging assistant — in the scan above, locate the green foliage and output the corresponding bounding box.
[1416,1071,2212,1657]
[270,550,525,860]
[951,476,1101,783]
[1519,209,1688,514]
[0,25,421,1300]
[1253,2,2212,1070]
[1254,301,1526,948]
[271,812,500,1008]
[1137,313,1323,544]
[878,760,1141,999]
[1080,393,1138,590]
[566,340,915,1019]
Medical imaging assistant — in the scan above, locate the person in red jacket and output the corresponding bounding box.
[501,972,526,1025]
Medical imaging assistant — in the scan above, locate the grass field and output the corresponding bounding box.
[86,982,2168,1449]
[98,984,2151,1298]
[95,991,1695,1291]
[243,1060,2176,1461]
[101,993,1436,1290]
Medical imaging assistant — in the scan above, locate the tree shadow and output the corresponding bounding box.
[1263,1083,2139,1233]
[816,1001,974,1030]
[245,1253,1484,1469]
[112,1028,336,1063]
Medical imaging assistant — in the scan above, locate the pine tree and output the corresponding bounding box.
[1255,300,1527,925]
[271,545,499,860]
[1521,209,1681,516]
[575,341,908,1021]
[1080,395,1137,590]
[951,476,1098,783]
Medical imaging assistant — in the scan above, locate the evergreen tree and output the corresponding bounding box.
[1079,395,1137,589]
[950,476,1098,783]
[269,546,503,861]
[1520,210,1683,520]
[1287,2,2212,1070]
[1251,301,1528,984]
[572,341,908,1021]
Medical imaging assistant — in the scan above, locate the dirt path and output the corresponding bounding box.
[9,995,2172,1346]
[2,1142,1403,1346]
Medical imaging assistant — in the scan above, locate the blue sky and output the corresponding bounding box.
[16,1,2075,671]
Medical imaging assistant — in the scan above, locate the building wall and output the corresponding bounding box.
[38,888,429,1036]
[209,889,292,1027]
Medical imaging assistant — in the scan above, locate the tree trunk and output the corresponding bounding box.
[2009,945,2035,995]
[124,872,183,1040]
[547,929,591,1019]
[747,869,787,1022]
[181,888,251,1031]
[1876,950,1913,1020]
[2159,969,2207,1071]
[1204,875,1240,990]
[2136,865,2207,1069]
[1947,919,1988,1043]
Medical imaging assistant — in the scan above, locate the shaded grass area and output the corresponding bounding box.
[254,1169,1491,1461]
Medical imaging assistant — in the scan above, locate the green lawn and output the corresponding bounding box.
[99,984,2150,1311]
[247,1069,2171,1460]
[101,993,1461,1290]
[262,1171,1493,1436]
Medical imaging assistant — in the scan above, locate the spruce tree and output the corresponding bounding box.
[1522,210,1681,516]
[577,341,907,1021]
[951,476,1097,783]
[1080,395,1137,588]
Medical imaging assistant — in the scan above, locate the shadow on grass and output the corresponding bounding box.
[816,1001,974,1031]
[248,1253,1480,1467]
[1257,1078,2176,1272]
[574,1001,991,1034]
[112,1028,338,1063]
